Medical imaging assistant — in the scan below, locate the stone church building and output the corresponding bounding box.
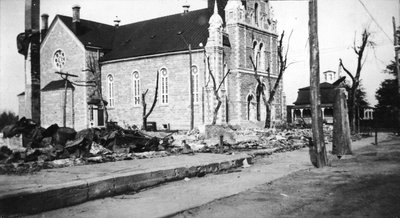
[18,0,285,130]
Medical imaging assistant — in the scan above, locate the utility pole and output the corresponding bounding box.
[393,16,400,134]
[178,31,194,130]
[189,44,194,130]
[55,71,77,127]
[309,0,328,167]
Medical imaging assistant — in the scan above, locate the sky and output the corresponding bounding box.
[0,0,398,114]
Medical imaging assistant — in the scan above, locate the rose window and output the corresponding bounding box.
[53,50,66,69]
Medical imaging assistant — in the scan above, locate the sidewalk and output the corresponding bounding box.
[1,132,392,217]
[0,152,251,215]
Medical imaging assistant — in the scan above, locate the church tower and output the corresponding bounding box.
[205,0,226,124]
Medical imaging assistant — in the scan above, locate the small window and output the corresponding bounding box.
[107,74,115,107]
[160,68,169,104]
[53,49,66,70]
[132,71,140,106]
[192,66,199,104]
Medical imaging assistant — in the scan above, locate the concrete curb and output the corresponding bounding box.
[0,155,252,216]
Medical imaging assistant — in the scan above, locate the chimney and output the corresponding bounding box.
[72,5,80,34]
[114,16,121,27]
[183,4,190,13]
[41,13,49,41]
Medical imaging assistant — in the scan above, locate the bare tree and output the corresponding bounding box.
[206,55,231,125]
[142,71,159,130]
[339,29,374,133]
[250,31,290,128]
[84,54,109,128]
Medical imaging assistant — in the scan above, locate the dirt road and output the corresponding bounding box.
[172,135,400,218]
[26,133,398,218]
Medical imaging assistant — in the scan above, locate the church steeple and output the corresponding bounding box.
[209,0,223,29]
[207,0,223,47]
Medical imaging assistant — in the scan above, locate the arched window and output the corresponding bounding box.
[254,3,259,25]
[132,71,140,106]
[107,74,114,107]
[160,68,169,104]
[253,41,258,65]
[192,66,199,104]
[259,43,265,70]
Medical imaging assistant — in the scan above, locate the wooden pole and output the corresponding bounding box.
[189,44,194,130]
[63,79,68,127]
[309,0,328,167]
[392,17,400,134]
[55,71,77,127]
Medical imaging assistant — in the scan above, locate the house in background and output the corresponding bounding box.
[18,0,285,130]
[287,71,342,124]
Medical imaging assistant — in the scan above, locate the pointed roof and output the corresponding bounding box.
[209,0,223,28]
[41,80,74,92]
[57,15,115,49]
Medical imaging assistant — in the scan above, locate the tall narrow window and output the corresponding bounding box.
[192,66,199,103]
[107,74,114,107]
[254,3,259,25]
[253,41,258,65]
[160,68,169,104]
[259,43,265,70]
[132,71,140,106]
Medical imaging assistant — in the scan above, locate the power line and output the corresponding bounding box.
[358,0,394,44]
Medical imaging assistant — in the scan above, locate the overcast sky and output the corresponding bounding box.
[0,0,398,114]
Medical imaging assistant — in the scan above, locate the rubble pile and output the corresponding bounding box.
[0,118,179,174]
[190,127,315,154]
[1,118,334,175]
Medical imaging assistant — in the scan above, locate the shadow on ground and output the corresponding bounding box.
[171,139,400,218]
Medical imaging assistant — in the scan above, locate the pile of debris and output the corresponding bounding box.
[181,126,314,154]
[1,118,332,175]
[0,118,180,174]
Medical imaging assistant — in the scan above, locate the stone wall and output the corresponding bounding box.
[102,51,207,130]
[40,19,87,130]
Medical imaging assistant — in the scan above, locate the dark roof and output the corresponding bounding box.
[17,92,25,96]
[57,15,115,49]
[41,80,75,92]
[102,8,218,61]
[55,5,230,62]
[298,82,335,91]
[293,82,337,105]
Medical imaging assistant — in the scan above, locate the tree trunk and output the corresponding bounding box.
[332,88,352,156]
[141,71,159,130]
[142,91,147,130]
[264,103,271,128]
[212,95,222,125]
[256,91,261,121]
[350,86,357,133]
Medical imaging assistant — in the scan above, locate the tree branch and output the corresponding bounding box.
[339,58,355,83]
[144,71,159,119]
[216,69,231,92]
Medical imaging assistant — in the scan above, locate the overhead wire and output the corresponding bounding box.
[357,0,394,44]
